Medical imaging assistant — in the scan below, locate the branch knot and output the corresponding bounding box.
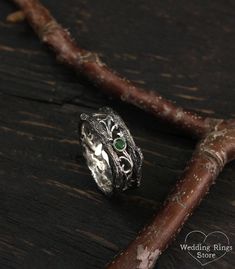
[77,52,103,66]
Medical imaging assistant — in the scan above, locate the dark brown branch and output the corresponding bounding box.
[9,0,216,139]
[7,1,235,269]
[106,122,235,268]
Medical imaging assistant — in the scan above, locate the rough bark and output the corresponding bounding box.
[10,0,215,138]
[107,122,235,268]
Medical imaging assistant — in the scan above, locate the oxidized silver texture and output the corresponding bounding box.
[79,107,143,195]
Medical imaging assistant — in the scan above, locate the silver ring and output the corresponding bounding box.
[79,107,143,195]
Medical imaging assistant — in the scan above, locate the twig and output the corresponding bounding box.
[9,0,216,138]
[7,0,235,268]
[107,124,235,268]
[6,10,25,23]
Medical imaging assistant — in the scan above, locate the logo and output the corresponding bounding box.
[180,230,233,266]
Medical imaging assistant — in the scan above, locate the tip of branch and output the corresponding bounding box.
[6,11,25,23]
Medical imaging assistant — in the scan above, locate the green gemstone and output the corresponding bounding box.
[113,137,126,151]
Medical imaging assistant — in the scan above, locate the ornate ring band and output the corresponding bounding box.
[79,107,143,195]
